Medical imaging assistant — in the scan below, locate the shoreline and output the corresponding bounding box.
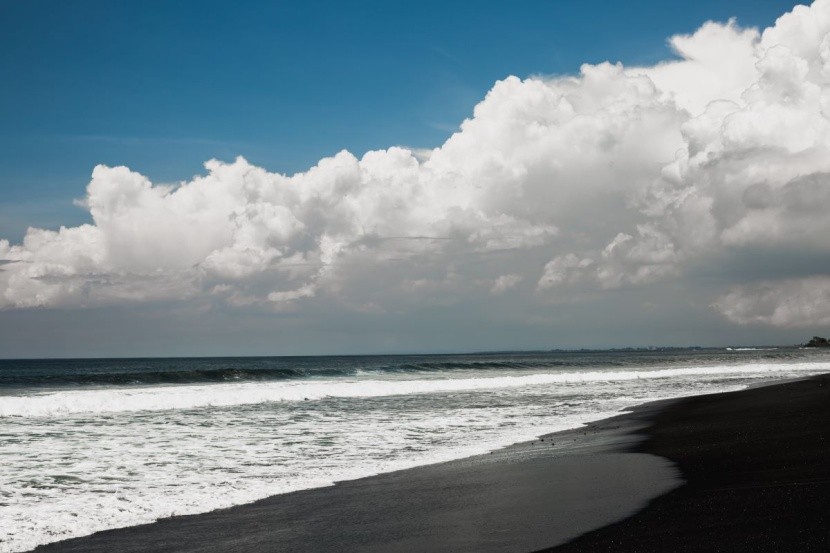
[32,374,829,552]
[545,372,830,552]
[32,394,683,552]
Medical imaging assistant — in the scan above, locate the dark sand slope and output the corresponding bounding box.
[35,408,679,552]
[545,374,830,552]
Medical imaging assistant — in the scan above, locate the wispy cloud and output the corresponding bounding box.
[54,134,248,148]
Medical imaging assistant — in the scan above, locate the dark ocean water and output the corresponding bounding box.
[0,347,817,388]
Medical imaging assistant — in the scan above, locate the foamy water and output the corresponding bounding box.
[1,350,828,552]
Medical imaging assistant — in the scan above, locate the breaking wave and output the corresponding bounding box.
[3,361,827,418]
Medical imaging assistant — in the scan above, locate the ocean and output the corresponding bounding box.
[1,348,829,552]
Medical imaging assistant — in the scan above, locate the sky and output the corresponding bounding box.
[1,0,829,357]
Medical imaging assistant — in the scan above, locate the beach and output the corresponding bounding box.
[32,372,829,552]
[547,373,830,552]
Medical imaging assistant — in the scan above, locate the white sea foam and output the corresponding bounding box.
[726,347,779,351]
[1,361,827,418]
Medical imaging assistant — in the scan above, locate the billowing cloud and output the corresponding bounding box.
[714,277,830,327]
[3,1,830,330]
[491,274,523,294]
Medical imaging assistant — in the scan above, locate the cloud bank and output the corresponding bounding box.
[3,1,830,330]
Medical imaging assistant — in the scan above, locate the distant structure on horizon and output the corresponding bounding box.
[804,336,830,348]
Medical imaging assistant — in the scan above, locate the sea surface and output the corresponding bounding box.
[1,348,829,552]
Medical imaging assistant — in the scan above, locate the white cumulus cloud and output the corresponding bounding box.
[714,277,830,327]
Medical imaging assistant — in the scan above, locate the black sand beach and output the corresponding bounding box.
[35,375,829,553]
[545,373,830,552]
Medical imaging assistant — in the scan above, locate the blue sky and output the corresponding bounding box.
[0,1,799,242]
